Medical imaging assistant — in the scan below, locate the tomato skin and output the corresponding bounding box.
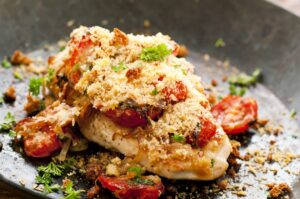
[98,176,164,199]
[104,108,148,128]
[67,34,94,84]
[162,81,187,103]
[23,124,62,158]
[196,119,217,147]
[211,95,258,134]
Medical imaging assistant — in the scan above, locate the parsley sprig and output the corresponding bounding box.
[46,68,55,83]
[29,77,44,96]
[228,69,261,96]
[111,63,128,72]
[1,58,11,68]
[171,134,186,143]
[0,112,16,137]
[128,166,142,177]
[140,44,172,62]
[35,158,77,194]
[215,38,226,48]
[63,181,84,199]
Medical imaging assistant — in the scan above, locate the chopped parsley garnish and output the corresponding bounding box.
[210,159,215,168]
[46,68,55,83]
[130,177,155,186]
[151,87,158,95]
[181,69,187,76]
[38,162,65,177]
[228,69,261,96]
[173,64,181,68]
[229,84,247,96]
[35,173,52,185]
[1,58,11,68]
[0,112,16,131]
[63,157,77,169]
[13,71,23,80]
[35,158,77,194]
[39,101,46,111]
[290,109,297,119]
[8,130,16,137]
[215,38,226,48]
[111,63,128,72]
[63,181,84,199]
[171,134,185,143]
[140,44,172,62]
[128,166,142,177]
[29,77,43,96]
[60,46,66,52]
[44,184,60,193]
[228,69,261,87]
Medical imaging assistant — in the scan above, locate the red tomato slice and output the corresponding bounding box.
[67,34,94,84]
[104,108,148,128]
[98,176,164,199]
[196,119,217,147]
[211,95,258,134]
[23,124,62,158]
[162,81,187,103]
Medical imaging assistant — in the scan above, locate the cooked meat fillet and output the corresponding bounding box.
[46,26,232,180]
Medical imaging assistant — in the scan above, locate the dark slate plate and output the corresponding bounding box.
[0,0,300,198]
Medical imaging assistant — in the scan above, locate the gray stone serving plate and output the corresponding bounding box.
[0,0,300,198]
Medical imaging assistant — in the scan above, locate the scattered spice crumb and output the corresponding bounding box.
[211,79,218,87]
[266,183,291,198]
[203,53,210,62]
[4,86,16,102]
[143,19,151,28]
[67,19,75,27]
[11,50,32,65]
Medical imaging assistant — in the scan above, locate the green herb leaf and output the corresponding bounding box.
[38,162,65,177]
[63,157,77,169]
[29,77,43,96]
[171,134,185,143]
[60,46,66,52]
[13,71,23,80]
[44,183,60,193]
[111,63,128,72]
[46,68,55,83]
[128,166,142,177]
[8,129,16,137]
[228,69,261,87]
[229,84,247,96]
[0,97,3,104]
[151,87,158,95]
[130,177,155,186]
[35,173,53,185]
[140,44,172,62]
[215,38,226,48]
[63,181,84,199]
[1,58,11,68]
[181,69,187,76]
[210,159,215,168]
[290,109,297,119]
[0,112,16,131]
[39,101,46,111]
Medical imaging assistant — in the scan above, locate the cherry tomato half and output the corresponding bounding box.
[23,123,62,158]
[98,175,164,199]
[104,108,148,128]
[211,95,258,134]
[196,119,217,147]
